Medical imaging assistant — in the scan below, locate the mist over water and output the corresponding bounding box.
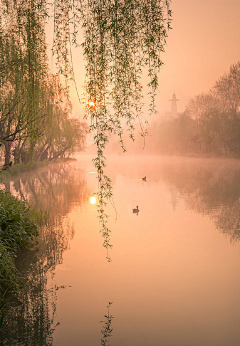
[2,154,240,346]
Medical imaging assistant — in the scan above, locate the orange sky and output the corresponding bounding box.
[156,0,240,114]
[46,0,240,120]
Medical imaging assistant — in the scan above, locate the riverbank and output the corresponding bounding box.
[0,159,79,330]
[0,157,78,281]
[0,157,77,182]
[0,158,78,295]
[0,190,39,295]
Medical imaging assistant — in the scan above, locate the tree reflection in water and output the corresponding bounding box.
[159,161,240,242]
[1,162,90,345]
[100,302,114,346]
[112,157,240,243]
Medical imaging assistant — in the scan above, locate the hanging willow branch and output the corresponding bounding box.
[52,0,172,260]
[1,0,172,259]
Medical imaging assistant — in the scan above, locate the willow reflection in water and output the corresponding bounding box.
[1,162,90,346]
[2,156,240,346]
[100,302,114,346]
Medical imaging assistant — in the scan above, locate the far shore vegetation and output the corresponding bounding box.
[105,62,240,158]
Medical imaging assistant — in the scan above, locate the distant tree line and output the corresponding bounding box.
[148,61,240,156]
[0,0,87,168]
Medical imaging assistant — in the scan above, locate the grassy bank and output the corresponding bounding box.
[0,189,41,332]
[0,190,39,295]
[0,157,76,330]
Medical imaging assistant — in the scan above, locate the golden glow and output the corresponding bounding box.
[90,196,97,204]
[88,101,95,108]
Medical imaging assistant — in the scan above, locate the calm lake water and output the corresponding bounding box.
[2,155,240,346]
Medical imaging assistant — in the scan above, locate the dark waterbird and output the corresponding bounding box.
[132,206,139,214]
[142,176,147,181]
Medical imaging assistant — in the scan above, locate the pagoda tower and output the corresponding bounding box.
[169,92,179,117]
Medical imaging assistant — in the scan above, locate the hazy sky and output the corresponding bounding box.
[157,0,240,114]
[47,0,240,119]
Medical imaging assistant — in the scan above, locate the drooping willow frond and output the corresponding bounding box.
[1,0,172,257]
[53,0,171,258]
[52,0,171,136]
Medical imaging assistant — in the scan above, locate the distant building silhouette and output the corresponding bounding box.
[169,92,179,117]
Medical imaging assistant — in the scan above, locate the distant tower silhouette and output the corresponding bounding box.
[169,92,179,117]
[170,188,178,211]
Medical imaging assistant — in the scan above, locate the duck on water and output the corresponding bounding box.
[133,206,139,215]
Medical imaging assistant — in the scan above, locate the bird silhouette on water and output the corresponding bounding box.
[132,205,139,215]
[142,176,146,181]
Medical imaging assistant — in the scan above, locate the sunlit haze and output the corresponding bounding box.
[46,0,240,120]
[2,1,240,344]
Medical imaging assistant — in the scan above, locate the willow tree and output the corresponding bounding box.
[1,0,171,257]
[0,0,48,165]
[53,0,171,257]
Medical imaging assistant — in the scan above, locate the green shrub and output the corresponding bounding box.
[0,190,39,296]
[0,241,18,292]
[0,292,7,333]
[0,190,38,252]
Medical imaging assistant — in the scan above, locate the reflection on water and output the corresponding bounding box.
[155,160,240,242]
[110,156,240,243]
[90,196,97,204]
[2,156,240,345]
[100,302,114,346]
[2,271,57,346]
[1,161,90,345]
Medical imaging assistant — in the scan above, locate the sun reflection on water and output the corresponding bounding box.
[90,196,97,204]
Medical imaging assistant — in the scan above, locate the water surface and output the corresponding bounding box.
[2,155,240,346]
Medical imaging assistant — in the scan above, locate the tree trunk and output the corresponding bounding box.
[4,141,12,165]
